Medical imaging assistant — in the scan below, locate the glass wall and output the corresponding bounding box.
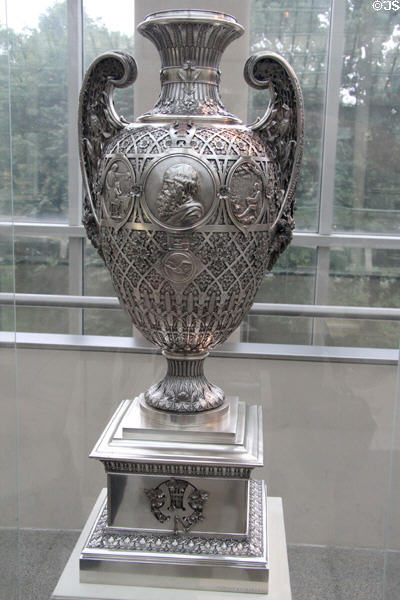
[382,337,400,600]
[249,0,330,232]
[1,3,400,600]
[0,2,18,598]
[332,4,400,234]
[245,0,400,348]
[0,0,399,349]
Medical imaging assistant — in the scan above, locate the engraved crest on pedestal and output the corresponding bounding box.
[100,154,136,229]
[145,478,208,533]
[142,152,218,232]
[225,158,268,232]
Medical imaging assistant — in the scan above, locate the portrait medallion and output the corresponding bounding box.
[142,152,218,232]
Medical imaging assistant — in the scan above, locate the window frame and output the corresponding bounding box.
[1,0,400,350]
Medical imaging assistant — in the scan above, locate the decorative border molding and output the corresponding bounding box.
[85,480,263,557]
[103,460,252,479]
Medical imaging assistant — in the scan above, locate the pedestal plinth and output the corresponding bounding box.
[78,395,269,594]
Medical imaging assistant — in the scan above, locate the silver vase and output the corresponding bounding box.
[79,9,304,414]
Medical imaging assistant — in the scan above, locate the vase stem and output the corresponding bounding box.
[145,352,225,413]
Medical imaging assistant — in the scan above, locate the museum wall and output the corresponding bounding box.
[1,346,399,551]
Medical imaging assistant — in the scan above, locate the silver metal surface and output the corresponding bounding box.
[78,9,304,412]
[107,473,248,536]
[144,351,225,413]
[136,10,244,123]
[138,393,231,425]
[80,556,268,594]
[122,395,243,444]
[143,477,209,533]
[80,482,268,594]
[90,396,263,468]
[52,493,291,599]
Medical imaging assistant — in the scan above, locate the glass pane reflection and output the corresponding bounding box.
[4,1,68,222]
[83,0,135,123]
[250,0,330,231]
[333,2,400,233]
[243,246,317,344]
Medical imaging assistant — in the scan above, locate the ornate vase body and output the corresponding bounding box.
[79,10,304,413]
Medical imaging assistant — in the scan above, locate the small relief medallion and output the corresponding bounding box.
[226,159,267,232]
[163,251,196,283]
[156,248,204,292]
[101,154,136,229]
[145,478,208,533]
[142,152,218,231]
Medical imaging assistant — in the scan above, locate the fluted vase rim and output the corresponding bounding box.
[138,9,245,34]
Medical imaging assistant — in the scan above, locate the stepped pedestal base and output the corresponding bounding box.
[80,484,267,593]
[52,395,287,596]
[51,490,292,600]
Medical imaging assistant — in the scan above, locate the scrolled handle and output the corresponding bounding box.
[244,51,304,262]
[78,52,137,254]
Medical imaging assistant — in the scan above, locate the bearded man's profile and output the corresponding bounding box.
[156,163,204,226]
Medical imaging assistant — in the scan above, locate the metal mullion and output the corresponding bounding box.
[1,223,399,249]
[313,246,331,345]
[317,0,346,235]
[67,0,83,228]
[2,293,400,321]
[67,0,84,334]
[313,0,346,344]
[292,232,400,250]
[1,332,396,365]
[0,222,86,237]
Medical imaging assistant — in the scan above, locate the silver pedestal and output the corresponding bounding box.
[52,491,291,600]
[78,396,269,594]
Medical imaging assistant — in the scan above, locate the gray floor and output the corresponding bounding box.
[1,529,399,600]
[288,545,399,600]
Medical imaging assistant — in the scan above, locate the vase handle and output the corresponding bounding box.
[244,52,304,267]
[78,52,137,254]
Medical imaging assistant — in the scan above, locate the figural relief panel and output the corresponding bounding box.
[100,154,136,230]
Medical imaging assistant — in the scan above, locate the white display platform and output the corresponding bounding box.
[51,490,291,600]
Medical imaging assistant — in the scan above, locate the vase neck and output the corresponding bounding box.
[137,10,244,123]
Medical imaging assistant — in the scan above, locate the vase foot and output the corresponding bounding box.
[145,352,225,413]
